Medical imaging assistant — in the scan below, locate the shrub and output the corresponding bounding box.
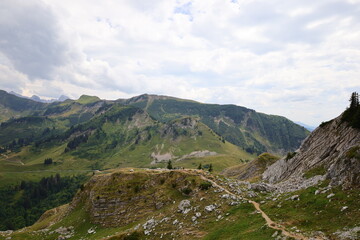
[285,152,296,161]
[159,178,165,185]
[199,181,212,190]
[43,158,53,165]
[181,187,192,195]
[134,185,141,193]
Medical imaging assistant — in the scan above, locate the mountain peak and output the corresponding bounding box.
[77,95,101,104]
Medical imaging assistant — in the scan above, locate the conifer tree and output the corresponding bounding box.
[167,160,173,170]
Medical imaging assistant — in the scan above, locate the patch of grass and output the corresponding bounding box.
[204,202,276,240]
[303,165,327,179]
[261,183,360,236]
[346,146,360,160]
[199,181,212,190]
[285,152,296,161]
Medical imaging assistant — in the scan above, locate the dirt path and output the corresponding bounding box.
[197,174,312,240]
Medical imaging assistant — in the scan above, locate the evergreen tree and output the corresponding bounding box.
[208,164,213,172]
[349,92,359,109]
[167,160,173,170]
[197,163,202,170]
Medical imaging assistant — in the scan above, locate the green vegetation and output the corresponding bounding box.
[167,160,173,169]
[204,202,276,240]
[76,95,101,105]
[43,158,53,165]
[129,96,309,155]
[303,165,327,179]
[346,146,360,160]
[199,181,212,190]
[261,181,360,236]
[341,92,360,129]
[285,151,296,161]
[222,152,279,181]
[257,152,280,168]
[0,91,311,235]
[0,174,89,230]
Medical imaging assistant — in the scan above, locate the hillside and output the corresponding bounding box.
[0,90,46,122]
[123,94,309,155]
[4,167,359,240]
[222,153,280,181]
[0,91,309,181]
[0,169,302,240]
[0,91,309,157]
[0,102,252,187]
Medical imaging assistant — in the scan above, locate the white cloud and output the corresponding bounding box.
[0,0,359,126]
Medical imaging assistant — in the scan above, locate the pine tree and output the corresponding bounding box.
[208,164,213,172]
[167,160,173,170]
[349,92,359,109]
[198,163,202,170]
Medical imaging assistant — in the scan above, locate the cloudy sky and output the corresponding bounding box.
[0,0,360,126]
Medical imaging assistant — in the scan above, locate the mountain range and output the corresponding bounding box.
[0,89,309,177]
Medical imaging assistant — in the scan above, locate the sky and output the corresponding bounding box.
[0,0,360,127]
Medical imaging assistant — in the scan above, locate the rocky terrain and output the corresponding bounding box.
[1,166,359,240]
[263,114,360,190]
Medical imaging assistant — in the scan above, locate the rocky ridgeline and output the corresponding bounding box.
[263,114,360,190]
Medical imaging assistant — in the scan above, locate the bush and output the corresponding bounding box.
[285,152,296,161]
[199,181,212,190]
[43,158,53,165]
[181,187,192,195]
[134,185,141,193]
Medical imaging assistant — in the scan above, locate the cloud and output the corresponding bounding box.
[0,0,359,126]
[0,0,68,79]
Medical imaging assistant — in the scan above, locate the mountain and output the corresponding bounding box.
[0,90,46,122]
[121,94,309,155]
[9,91,69,103]
[263,111,360,189]
[0,90,309,188]
[295,121,316,131]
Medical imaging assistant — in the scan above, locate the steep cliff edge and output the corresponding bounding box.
[263,114,360,189]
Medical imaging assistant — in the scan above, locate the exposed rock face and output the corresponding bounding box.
[263,115,360,188]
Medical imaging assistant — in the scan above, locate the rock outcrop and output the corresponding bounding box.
[263,114,360,188]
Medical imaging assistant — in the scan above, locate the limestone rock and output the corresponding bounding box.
[204,205,216,212]
[178,200,191,214]
[263,114,360,189]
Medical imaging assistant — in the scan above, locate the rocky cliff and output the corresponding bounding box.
[263,114,360,189]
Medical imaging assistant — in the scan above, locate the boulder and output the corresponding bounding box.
[204,205,216,212]
[178,200,191,214]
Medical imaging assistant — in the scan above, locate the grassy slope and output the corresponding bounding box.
[128,96,309,155]
[1,170,276,240]
[222,153,280,181]
[0,109,254,186]
[252,180,360,238]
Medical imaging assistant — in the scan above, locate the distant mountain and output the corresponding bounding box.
[295,121,316,131]
[9,91,69,103]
